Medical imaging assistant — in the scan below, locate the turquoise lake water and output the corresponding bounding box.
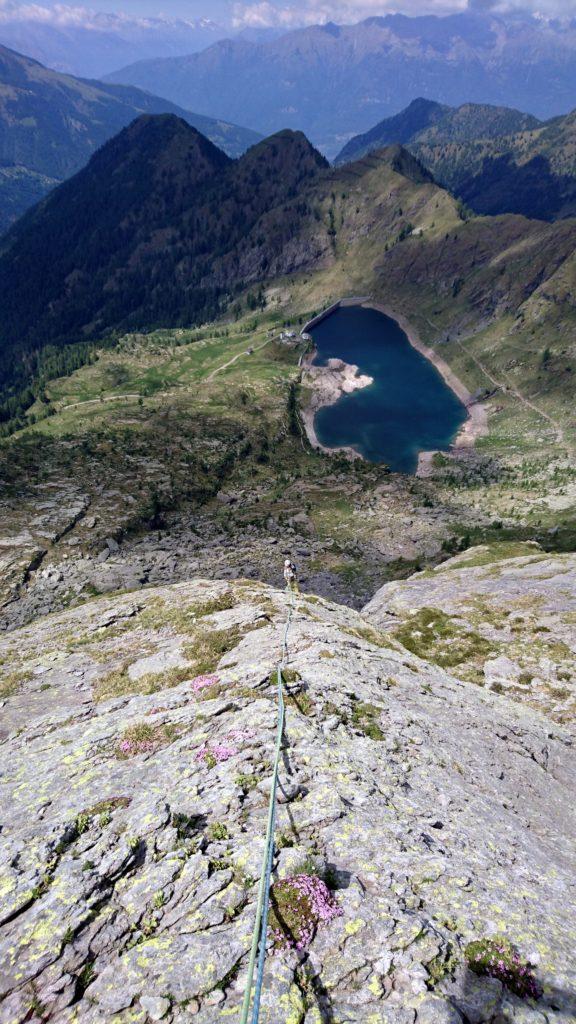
[311,305,468,474]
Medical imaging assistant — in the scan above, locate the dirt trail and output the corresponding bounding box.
[57,339,272,412]
[451,336,570,450]
[206,338,270,380]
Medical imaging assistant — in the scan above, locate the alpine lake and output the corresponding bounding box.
[311,305,468,474]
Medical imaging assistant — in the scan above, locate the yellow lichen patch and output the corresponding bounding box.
[278,984,306,1024]
[368,973,384,998]
[344,918,365,936]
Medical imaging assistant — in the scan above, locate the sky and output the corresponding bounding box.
[1,0,575,30]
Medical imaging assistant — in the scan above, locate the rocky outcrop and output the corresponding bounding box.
[0,567,574,1023]
[364,543,576,726]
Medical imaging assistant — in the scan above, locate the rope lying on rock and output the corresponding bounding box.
[239,587,295,1024]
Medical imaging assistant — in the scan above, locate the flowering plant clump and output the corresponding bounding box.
[190,673,220,695]
[195,727,255,768]
[195,740,237,768]
[116,721,179,759]
[465,937,542,999]
[226,728,256,743]
[269,873,342,952]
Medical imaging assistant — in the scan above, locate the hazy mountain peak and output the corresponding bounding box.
[107,11,576,159]
[335,99,447,166]
[320,22,341,37]
[0,7,229,78]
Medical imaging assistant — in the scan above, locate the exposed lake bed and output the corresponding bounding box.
[303,304,485,474]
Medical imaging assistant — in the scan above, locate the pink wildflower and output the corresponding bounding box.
[191,674,219,694]
[271,874,342,952]
[195,741,237,765]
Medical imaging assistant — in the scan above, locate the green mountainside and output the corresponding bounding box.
[0,44,261,234]
[1,116,575,435]
[336,98,576,220]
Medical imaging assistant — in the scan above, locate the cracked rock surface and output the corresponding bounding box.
[0,566,575,1023]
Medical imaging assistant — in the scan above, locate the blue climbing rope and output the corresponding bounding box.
[239,587,295,1024]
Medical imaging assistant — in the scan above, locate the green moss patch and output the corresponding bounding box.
[343,625,395,649]
[184,625,243,676]
[0,668,32,699]
[138,591,236,635]
[441,542,543,572]
[285,689,315,717]
[394,607,493,670]
[94,665,191,702]
[427,945,458,988]
[351,701,385,741]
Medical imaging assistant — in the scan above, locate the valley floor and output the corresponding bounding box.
[0,299,575,633]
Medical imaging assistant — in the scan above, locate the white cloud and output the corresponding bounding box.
[231,1,461,27]
[0,0,213,30]
[2,0,573,35]
[231,0,576,27]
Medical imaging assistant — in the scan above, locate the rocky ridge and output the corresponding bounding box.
[0,554,574,1023]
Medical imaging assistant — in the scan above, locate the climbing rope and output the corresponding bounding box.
[239,585,296,1024]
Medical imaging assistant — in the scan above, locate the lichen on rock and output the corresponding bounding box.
[0,564,574,1023]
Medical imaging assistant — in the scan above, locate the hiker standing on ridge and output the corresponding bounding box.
[284,558,299,593]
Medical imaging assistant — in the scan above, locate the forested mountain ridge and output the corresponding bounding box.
[0,44,261,234]
[0,116,327,404]
[335,98,540,164]
[417,108,576,220]
[337,98,576,221]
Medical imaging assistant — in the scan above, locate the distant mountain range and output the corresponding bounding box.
[0,45,261,235]
[0,13,227,79]
[336,98,576,221]
[106,12,576,158]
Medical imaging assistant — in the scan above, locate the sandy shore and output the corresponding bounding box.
[301,353,373,460]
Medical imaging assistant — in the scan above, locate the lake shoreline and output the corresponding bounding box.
[362,302,489,472]
[302,299,488,473]
[301,352,373,460]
